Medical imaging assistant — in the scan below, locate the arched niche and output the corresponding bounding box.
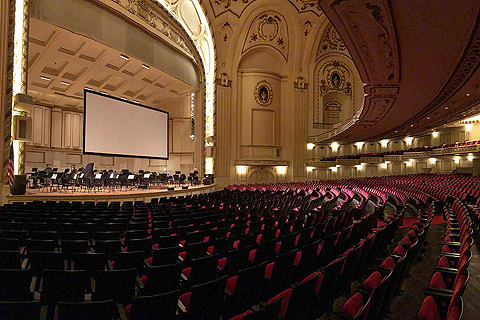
[238,46,287,74]
[237,46,286,159]
[314,57,356,127]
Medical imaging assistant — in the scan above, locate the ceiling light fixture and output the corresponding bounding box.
[132,100,139,104]
[40,76,51,81]
[100,91,108,95]
[466,93,470,96]
[120,97,128,101]
[60,81,70,86]
[120,54,129,60]
[142,64,150,70]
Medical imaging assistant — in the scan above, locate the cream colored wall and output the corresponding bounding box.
[213,3,318,187]
[24,94,195,174]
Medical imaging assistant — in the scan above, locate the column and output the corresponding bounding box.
[293,77,308,180]
[215,73,232,182]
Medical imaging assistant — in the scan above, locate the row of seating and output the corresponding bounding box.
[416,200,473,320]
[336,202,433,319]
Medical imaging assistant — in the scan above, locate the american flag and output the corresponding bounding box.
[7,142,14,186]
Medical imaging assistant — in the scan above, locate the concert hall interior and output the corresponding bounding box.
[0,0,479,319]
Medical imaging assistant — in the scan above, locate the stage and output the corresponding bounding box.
[6,184,217,204]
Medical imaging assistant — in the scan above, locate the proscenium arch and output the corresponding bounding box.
[8,0,215,177]
[154,0,216,174]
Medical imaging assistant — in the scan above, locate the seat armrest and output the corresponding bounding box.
[439,252,461,258]
[425,287,454,297]
[442,241,461,246]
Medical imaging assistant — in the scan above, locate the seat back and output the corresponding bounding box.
[188,254,219,284]
[41,270,87,305]
[130,290,180,320]
[58,300,117,320]
[0,269,33,301]
[113,251,145,270]
[74,252,107,275]
[151,246,180,266]
[0,301,41,320]
[188,275,228,319]
[233,261,268,309]
[94,268,137,303]
[144,263,181,294]
[28,251,65,275]
[284,272,319,320]
[0,250,22,269]
[224,245,252,275]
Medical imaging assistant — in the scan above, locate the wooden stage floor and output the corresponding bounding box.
[6,184,217,204]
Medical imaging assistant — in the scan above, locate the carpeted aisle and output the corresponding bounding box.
[399,214,445,229]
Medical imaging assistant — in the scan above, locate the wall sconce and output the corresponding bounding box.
[429,158,437,164]
[380,162,388,169]
[468,155,474,161]
[405,137,414,145]
[330,166,338,172]
[380,139,389,148]
[355,141,364,150]
[236,165,248,175]
[306,166,314,172]
[405,160,413,167]
[307,143,315,150]
[276,166,287,175]
[331,142,340,152]
[356,164,363,170]
[465,124,473,132]
[454,157,460,164]
[432,131,439,138]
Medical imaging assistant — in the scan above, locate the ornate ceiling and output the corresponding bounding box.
[313,0,480,143]
[208,0,323,18]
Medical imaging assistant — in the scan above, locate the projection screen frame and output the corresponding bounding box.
[83,89,169,160]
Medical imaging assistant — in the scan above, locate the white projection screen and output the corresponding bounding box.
[83,90,169,159]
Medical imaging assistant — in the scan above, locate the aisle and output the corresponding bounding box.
[385,224,444,320]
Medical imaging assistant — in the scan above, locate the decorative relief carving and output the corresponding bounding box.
[317,60,353,97]
[302,21,313,37]
[254,81,273,107]
[243,11,289,60]
[318,24,347,55]
[287,0,323,16]
[216,72,232,87]
[294,77,309,91]
[109,0,192,57]
[209,0,256,18]
[314,59,355,125]
[329,0,400,82]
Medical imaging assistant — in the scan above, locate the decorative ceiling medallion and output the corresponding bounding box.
[243,11,289,60]
[254,81,273,107]
[209,0,256,18]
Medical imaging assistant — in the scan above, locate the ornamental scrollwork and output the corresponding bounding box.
[318,60,353,97]
[254,81,273,107]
